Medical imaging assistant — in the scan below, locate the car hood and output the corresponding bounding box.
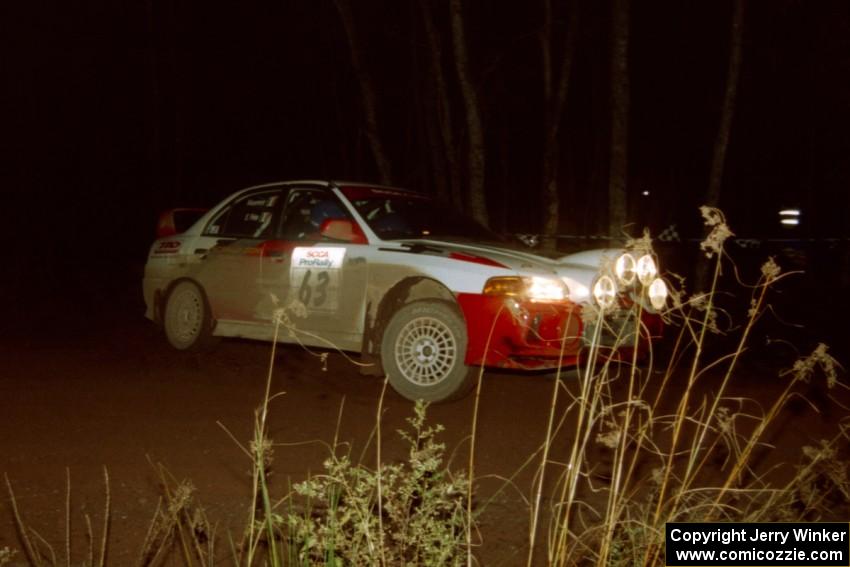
[393,238,623,291]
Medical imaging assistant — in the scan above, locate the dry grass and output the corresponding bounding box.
[523,206,849,566]
[4,207,848,566]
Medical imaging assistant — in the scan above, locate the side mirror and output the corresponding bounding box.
[319,219,367,244]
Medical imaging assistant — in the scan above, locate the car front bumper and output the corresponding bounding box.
[456,293,662,370]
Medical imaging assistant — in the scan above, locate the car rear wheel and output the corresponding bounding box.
[163,281,217,351]
[381,301,474,402]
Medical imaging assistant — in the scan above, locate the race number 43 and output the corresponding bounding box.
[290,247,346,311]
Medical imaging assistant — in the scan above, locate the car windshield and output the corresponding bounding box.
[350,195,503,242]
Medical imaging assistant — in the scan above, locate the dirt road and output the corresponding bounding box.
[1,285,846,565]
[1,289,575,564]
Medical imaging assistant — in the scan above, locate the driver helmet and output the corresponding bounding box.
[310,200,346,228]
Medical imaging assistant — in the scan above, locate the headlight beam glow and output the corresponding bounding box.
[527,276,567,302]
[483,276,566,302]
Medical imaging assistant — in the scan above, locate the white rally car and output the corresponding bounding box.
[144,181,666,401]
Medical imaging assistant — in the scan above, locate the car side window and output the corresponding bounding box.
[279,189,352,241]
[203,190,281,238]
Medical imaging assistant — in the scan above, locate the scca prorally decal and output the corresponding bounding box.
[291,247,346,269]
[290,247,347,312]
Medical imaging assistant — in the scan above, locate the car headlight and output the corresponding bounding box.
[648,278,668,310]
[592,275,617,309]
[483,276,566,302]
[528,276,567,301]
[562,277,590,303]
[635,254,658,286]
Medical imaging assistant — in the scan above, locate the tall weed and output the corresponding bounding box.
[4,208,848,566]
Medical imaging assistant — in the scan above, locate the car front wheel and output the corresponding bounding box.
[163,280,217,351]
[381,301,474,402]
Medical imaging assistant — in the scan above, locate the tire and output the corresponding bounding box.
[380,301,474,402]
[163,280,218,351]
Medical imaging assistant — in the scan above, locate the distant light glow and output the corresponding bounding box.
[781,218,800,226]
[779,209,801,216]
[642,190,650,196]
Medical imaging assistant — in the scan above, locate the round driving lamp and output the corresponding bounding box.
[648,278,668,311]
[636,254,658,286]
[615,253,637,286]
[592,275,617,310]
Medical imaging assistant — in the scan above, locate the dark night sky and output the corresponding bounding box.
[4,1,850,285]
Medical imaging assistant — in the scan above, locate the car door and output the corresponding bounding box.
[194,188,285,321]
[271,187,369,351]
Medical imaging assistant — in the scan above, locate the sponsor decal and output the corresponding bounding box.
[290,247,346,312]
[291,247,345,269]
[155,240,181,254]
[246,195,278,207]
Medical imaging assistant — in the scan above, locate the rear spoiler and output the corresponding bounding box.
[156,208,208,238]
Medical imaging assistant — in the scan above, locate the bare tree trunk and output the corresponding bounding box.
[449,0,489,227]
[696,0,744,290]
[705,0,745,209]
[419,43,449,200]
[422,93,449,199]
[420,1,464,209]
[608,0,630,240]
[334,0,393,185]
[144,0,162,201]
[541,0,579,247]
[161,0,185,202]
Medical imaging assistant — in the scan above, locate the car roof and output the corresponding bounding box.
[232,180,426,199]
